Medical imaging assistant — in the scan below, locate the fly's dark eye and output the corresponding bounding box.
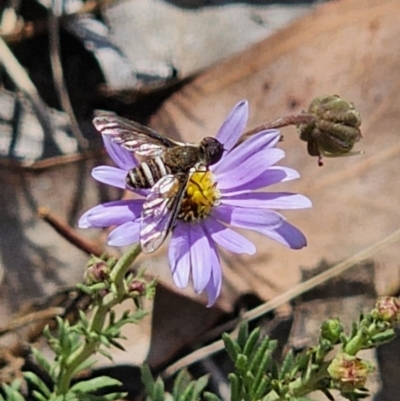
[201,137,224,165]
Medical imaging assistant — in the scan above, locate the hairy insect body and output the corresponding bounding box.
[126,146,204,190]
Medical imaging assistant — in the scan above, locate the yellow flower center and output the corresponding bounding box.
[178,171,220,222]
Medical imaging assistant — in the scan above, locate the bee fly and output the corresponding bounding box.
[93,114,224,253]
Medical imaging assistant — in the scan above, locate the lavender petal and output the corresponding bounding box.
[222,192,312,209]
[216,149,285,190]
[261,220,307,249]
[79,200,144,228]
[108,221,141,246]
[220,166,299,194]
[102,134,138,170]
[213,130,280,175]
[211,204,283,230]
[92,166,127,189]
[215,100,248,152]
[204,217,256,255]
[190,224,211,293]
[170,223,191,288]
[205,237,222,307]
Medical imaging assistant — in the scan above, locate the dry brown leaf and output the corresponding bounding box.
[148,0,400,316]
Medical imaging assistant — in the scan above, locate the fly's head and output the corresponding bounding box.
[199,137,224,166]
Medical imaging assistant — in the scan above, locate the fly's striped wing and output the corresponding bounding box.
[140,173,189,253]
[93,115,185,157]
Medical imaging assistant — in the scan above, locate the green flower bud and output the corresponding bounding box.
[320,318,343,344]
[328,353,374,393]
[84,260,110,285]
[371,296,400,322]
[298,95,362,165]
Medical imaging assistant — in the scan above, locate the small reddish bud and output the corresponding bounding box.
[372,296,400,322]
[328,353,373,392]
[84,261,110,284]
[128,279,146,296]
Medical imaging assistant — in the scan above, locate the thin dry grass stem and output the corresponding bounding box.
[0,307,64,337]
[162,227,400,378]
[38,207,104,256]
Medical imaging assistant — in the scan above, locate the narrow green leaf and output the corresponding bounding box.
[32,348,53,376]
[180,382,195,401]
[98,348,114,362]
[222,333,240,362]
[141,365,155,395]
[32,390,49,401]
[243,328,261,358]
[248,337,272,374]
[24,372,51,397]
[228,373,241,401]
[2,383,25,401]
[192,375,209,398]
[252,351,272,395]
[237,323,249,350]
[78,310,89,328]
[173,370,190,399]
[70,376,121,393]
[203,392,221,401]
[253,376,270,400]
[153,379,165,401]
[109,338,126,351]
[279,350,295,380]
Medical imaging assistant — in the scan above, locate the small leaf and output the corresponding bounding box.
[2,383,25,401]
[243,328,261,358]
[203,392,221,401]
[237,322,249,350]
[32,390,49,401]
[24,372,51,397]
[253,376,270,400]
[153,378,165,401]
[248,337,273,375]
[279,350,295,379]
[109,338,126,351]
[141,364,155,395]
[192,375,209,398]
[228,373,241,401]
[70,376,122,393]
[222,333,240,362]
[173,370,190,399]
[98,348,114,362]
[32,348,53,377]
[180,382,195,401]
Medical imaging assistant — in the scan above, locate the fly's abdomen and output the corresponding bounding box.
[126,156,171,189]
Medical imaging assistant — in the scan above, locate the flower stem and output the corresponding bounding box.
[237,114,315,146]
[55,244,141,395]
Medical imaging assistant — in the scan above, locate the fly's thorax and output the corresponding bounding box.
[163,146,203,173]
[126,156,171,189]
[178,170,220,222]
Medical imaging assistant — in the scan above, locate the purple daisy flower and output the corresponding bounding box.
[79,101,311,306]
